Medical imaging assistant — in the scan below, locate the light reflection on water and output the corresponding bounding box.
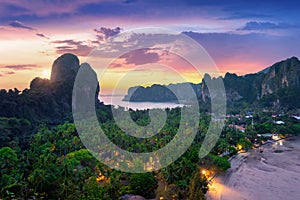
[99,95,186,111]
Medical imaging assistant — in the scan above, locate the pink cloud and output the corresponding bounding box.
[157,51,199,73]
[120,48,159,65]
[0,64,37,70]
[107,48,199,75]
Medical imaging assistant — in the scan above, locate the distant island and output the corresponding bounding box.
[123,57,300,110]
[123,82,201,103]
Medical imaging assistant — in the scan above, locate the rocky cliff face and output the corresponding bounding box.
[261,57,300,96]
[124,57,300,109]
[202,57,300,106]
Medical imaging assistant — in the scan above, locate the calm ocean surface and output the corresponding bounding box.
[99,95,185,110]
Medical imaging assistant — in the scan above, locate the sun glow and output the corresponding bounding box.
[41,69,51,78]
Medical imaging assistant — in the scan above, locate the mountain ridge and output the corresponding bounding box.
[124,56,300,109]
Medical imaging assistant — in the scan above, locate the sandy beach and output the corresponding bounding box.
[206,136,300,200]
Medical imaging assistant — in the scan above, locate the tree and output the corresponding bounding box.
[79,177,106,200]
[129,173,158,199]
[245,126,258,142]
[211,155,231,172]
[213,138,230,154]
[187,169,208,200]
[237,138,252,150]
[0,147,24,198]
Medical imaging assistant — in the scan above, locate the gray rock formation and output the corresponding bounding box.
[261,57,300,95]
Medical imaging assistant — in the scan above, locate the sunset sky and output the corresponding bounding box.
[1,0,300,94]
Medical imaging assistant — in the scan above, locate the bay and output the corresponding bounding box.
[99,95,186,111]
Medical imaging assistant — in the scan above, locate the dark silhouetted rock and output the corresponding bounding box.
[0,53,102,125]
[123,83,201,103]
[30,77,51,90]
[50,53,80,83]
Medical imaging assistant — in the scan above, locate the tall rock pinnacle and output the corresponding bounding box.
[50,53,80,83]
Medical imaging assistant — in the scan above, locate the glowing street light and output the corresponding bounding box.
[237,144,242,150]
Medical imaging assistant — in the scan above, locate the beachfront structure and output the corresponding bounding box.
[293,116,300,120]
[257,133,272,139]
[229,124,245,133]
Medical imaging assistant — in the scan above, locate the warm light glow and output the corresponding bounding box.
[237,145,243,150]
[41,69,51,78]
[96,172,107,182]
[202,170,207,175]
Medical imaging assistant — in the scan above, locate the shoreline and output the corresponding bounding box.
[206,136,300,200]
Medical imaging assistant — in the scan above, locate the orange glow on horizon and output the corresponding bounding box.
[0,58,269,93]
[0,28,281,92]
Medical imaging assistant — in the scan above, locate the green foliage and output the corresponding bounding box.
[1,91,299,200]
[276,125,293,135]
[129,173,158,199]
[223,126,245,145]
[0,147,24,198]
[0,123,107,199]
[0,117,32,148]
[161,149,198,185]
[228,146,238,156]
[187,169,208,200]
[291,124,300,134]
[79,177,106,200]
[277,87,300,109]
[0,147,17,169]
[213,138,229,154]
[237,138,252,150]
[199,154,231,173]
[211,155,231,172]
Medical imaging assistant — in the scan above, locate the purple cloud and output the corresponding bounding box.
[183,31,300,74]
[238,21,295,30]
[120,48,160,66]
[219,12,271,20]
[0,1,100,17]
[36,33,49,39]
[8,20,35,30]
[94,27,122,41]
[52,39,94,56]
[122,0,136,4]
[52,39,81,46]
